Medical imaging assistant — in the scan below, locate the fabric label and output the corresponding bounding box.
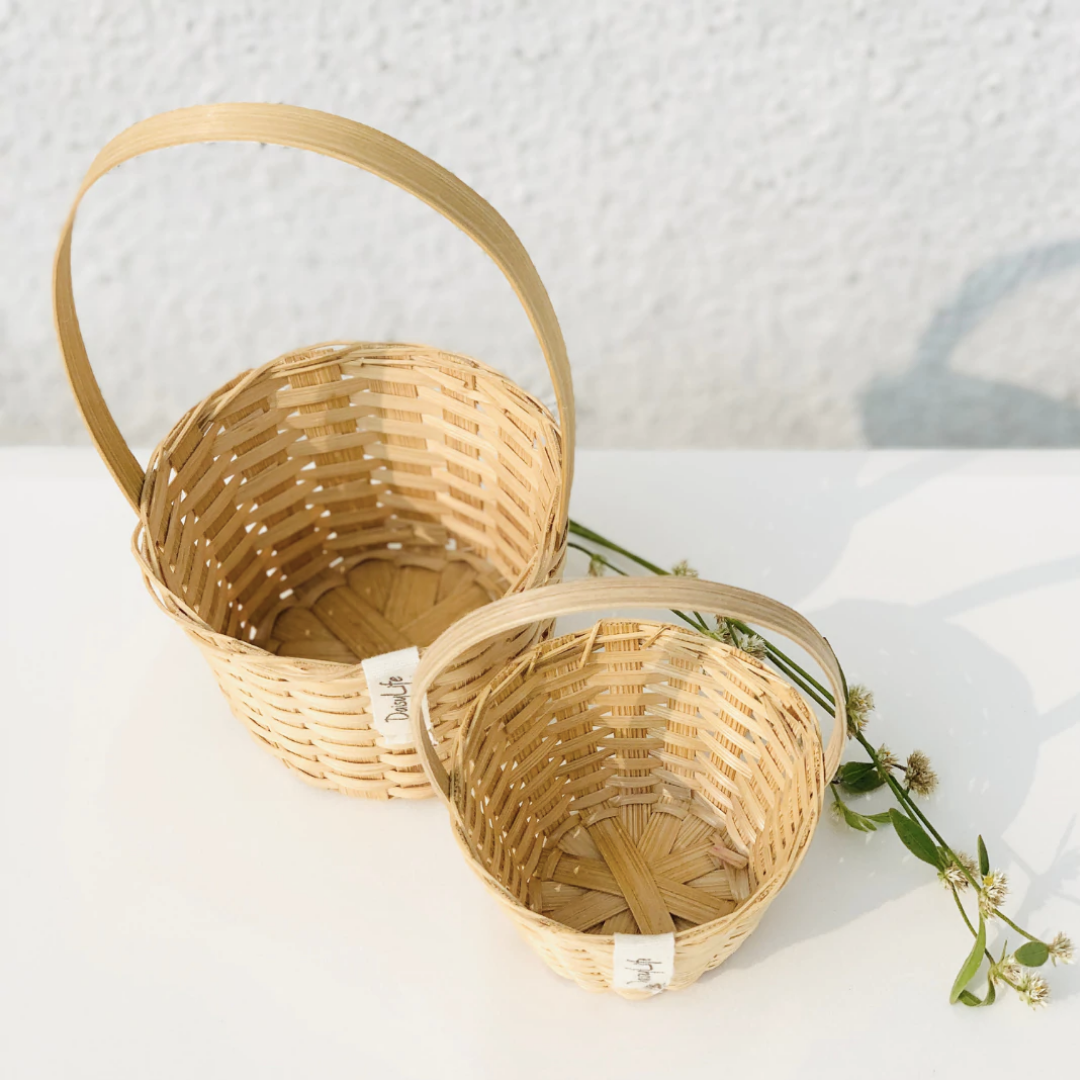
[361,646,428,747]
[612,932,675,994]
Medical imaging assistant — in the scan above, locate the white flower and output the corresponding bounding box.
[938,851,978,891]
[1016,972,1050,1009]
[978,871,1009,918]
[671,559,698,577]
[730,625,767,658]
[876,744,898,771]
[1048,932,1074,966]
[989,955,1021,987]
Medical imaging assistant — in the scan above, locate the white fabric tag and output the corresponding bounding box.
[612,932,675,994]
[360,646,428,747]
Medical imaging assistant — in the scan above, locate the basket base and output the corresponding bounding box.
[537,804,752,937]
[266,548,504,663]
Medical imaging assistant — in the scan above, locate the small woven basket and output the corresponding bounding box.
[54,104,574,799]
[411,578,847,996]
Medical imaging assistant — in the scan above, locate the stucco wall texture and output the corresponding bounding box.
[4,2,1080,449]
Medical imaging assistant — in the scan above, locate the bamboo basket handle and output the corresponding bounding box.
[53,103,575,515]
[411,577,848,804]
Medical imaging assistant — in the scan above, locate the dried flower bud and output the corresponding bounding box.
[727,623,767,658]
[587,553,606,578]
[1049,932,1075,966]
[671,560,699,578]
[845,684,875,736]
[989,955,1021,987]
[713,617,735,645]
[904,750,938,797]
[978,870,1009,917]
[938,851,978,891]
[737,633,768,658]
[876,744,898,770]
[1016,972,1050,1009]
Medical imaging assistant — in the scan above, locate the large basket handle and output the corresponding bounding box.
[53,103,575,516]
[411,576,848,803]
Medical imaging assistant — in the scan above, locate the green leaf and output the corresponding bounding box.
[839,801,876,831]
[865,811,893,826]
[889,809,942,867]
[836,762,869,782]
[836,761,886,793]
[950,916,987,1004]
[958,981,997,1007]
[977,835,989,876]
[1015,941,1049,967]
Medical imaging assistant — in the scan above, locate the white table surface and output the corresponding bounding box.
[3,447,1079,1078]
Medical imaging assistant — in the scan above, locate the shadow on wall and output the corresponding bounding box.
[861,242,1080,446]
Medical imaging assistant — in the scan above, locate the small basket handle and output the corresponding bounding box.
[53,103,575,516]
[410,576,849,804]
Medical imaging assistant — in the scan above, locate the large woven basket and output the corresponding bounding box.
[411,578,846,996]
[54,104,573,799]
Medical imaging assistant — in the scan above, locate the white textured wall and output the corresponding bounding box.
[4,1,1080,449]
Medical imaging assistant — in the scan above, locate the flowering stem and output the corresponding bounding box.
[569,523,720,637]
[950,884,978,936]
[729,623,835,700]
[569,521,669,576]
[567,541,627,576]
[567,542,709,634]
[752,648,835,712]
[853,730,980,891]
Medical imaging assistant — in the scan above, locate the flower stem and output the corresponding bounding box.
[949,885,997,966]
[569,521,669,576]
[567,541,725,636]
[993,910,1042,944]
[729,619,833,699]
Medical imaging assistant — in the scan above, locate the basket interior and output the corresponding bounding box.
[138,342,563,660]
[453,620,827,936]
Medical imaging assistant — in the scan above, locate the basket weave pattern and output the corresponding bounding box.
[134,341,564,797]
[412,579,846,995]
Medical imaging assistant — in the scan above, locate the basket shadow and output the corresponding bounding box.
[718,584,1080,978]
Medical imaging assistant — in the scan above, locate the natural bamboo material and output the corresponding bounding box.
[412,578,847,995]
[53,104,573,798]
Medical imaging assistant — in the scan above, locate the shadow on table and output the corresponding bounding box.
[586,451,977,610]
[719,554,1080,991]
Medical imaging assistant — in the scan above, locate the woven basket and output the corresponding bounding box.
[411,578,847,996]
[54,104,573,799]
